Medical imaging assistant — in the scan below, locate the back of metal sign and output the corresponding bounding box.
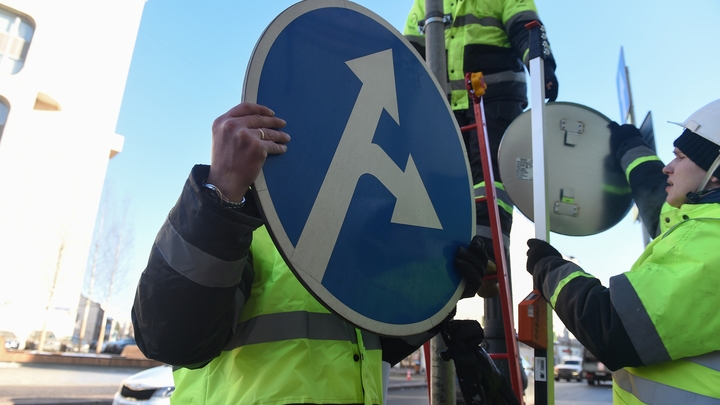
[498,102,633,236]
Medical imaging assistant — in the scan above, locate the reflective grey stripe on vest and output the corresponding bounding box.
[155,218,246,288]
[474,184,514,206]
[541,261,583,305]
[475,225,510,248]
[610,274,671,365]
[614,367,720,404]
[450,71,526,91]
[452,14,504,30]
[620,145,657,174]
[224,311,382,350]
[688,351,720,372]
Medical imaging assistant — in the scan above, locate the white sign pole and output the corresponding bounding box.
[526,21,554,405]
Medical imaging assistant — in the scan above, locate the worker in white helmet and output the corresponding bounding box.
[525,99,720,404]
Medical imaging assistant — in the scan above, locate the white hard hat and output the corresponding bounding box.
[669,98,720,147]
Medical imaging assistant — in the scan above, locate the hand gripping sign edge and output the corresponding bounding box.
[242,0,475,336]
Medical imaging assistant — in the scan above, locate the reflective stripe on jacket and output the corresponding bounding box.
[474,181,513,215]
[612,353,720,404]
[403,0,539,110]
[171,226,384,405]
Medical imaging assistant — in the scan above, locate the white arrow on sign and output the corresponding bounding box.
[291,48,442,281]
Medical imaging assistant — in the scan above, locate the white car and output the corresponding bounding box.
[112,364,174,405]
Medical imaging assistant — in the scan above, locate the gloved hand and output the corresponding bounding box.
[476,260,500,298]
[543,57,559,102]
[544,72,559,102]
[455,236,488,299]
[526,238,562,276]
[608,121,642,159]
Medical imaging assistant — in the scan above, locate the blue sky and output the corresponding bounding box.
[109,0,720,327]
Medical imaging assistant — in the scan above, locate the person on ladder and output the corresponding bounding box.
[403,0,559,283]
[403,0,559,393]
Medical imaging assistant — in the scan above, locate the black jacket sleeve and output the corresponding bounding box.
[615,137,668,237]
[534,257,643,371]
[507,17,558,90]
[131,165,263,368]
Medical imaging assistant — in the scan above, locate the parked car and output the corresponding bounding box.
[88,340,108,352]
[554,356,583,382]
[582,348,612,385]
[112,364,174,405]
[103,337,137,354]
[24,330,61,351]
[59,335,90,353]
[0,331,20,351]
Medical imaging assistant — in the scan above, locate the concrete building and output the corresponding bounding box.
[73,295,104,346]
[0,0,145,347]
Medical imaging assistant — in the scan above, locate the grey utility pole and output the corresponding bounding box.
[423,2,454,405]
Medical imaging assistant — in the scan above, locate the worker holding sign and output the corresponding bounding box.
[526,99,720,404]
[131,102,491,405]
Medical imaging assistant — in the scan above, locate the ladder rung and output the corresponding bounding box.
[489,353,510,360]
[460,124,476,133]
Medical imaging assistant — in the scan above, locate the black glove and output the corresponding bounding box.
[526,238,562,276]
[455,236,488,299]
[608,121,642,160]
[543,57,559,102]
[544,72,559,102]
[440,320,521,405]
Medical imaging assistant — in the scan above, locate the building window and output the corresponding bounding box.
[0,5,34,75]
[0,97,8,140]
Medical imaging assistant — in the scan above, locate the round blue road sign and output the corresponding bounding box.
[243,0,474,336]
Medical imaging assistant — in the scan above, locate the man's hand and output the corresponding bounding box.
[455,236,489,298]
[608,121,642,160]
[526,238,562,276]
[207,103,291,202]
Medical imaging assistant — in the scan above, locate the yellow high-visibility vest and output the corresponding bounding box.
[172,226,384,405]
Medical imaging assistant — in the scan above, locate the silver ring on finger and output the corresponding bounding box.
[258,128,266,140]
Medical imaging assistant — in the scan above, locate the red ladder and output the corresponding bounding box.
[461,71,524,403]
[421,72,524,404]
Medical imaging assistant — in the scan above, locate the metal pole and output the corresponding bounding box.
[424,0,448,97]
[430,336,455,405]
[527,21,554,405]
[423,2,453,405]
